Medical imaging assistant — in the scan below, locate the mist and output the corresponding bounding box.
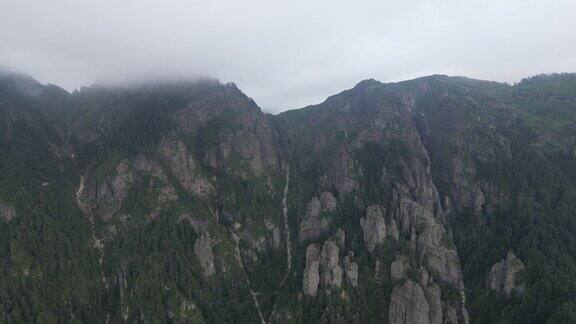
[1,0,575,112]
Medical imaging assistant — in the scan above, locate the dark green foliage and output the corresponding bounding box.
[3,71,576,323]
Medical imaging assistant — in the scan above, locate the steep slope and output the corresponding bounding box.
[418,74,576,323]
[0,75,290,322]
[276,74,576,323]
[2,71,576,323]
[277,78,468,323]
[0,72,105,322]
[69,80,291,323]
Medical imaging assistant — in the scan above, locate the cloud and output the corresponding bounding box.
[1,0,575,112]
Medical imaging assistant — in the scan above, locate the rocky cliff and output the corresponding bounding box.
[2,71,576,323]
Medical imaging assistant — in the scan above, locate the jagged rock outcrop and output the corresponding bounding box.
[389,279,444,324]
[389,280,431,324]
[175,82,280,176]
[320,191,337,212]
[158,137,213,197]
[194,234,216,277]
[424,284,442,324]
[391,255,411,282]
[264,218,282,249]
[299,197,330,242]
[344,255,358,287]
[283,77,469,322]
[8,71,575,323]
[389,219,400,240]
[320,239,343,288]
[303,244,321,296]
[486,251,525,296]
[444,306,459,324]
[82,156,179,223]
[0,202,16,222]
[360,205,387,252]
[303,239,345,296]
[326,149,358,195]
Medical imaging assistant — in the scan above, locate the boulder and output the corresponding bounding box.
[391,255,410,282]
[303,244,321,296]
[194,234,215,277]
[424,284,442,324]
[389,280,430,324]
[320,239,343,288]
[343,254,358,287]
[360,205,387,252]
[320,191,337,212]
[486,251,525,296]
[299,197,330,242]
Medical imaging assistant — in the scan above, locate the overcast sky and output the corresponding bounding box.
[1,0,575,112]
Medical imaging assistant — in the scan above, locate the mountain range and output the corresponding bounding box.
[1,70,576,323]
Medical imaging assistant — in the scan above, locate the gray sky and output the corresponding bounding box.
[1,0,575,113]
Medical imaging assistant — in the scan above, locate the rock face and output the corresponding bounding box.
[303,239,345,296]
[445,306,459,324]
[389,279,445,324]
[0,202,16,222]
[303,244,321,296]
[158,137,213,198]
[299,197,331,242]
[10,71,576,323]
[283,77,470,322]
[486,251,525,296]
[389,280,430,324]
[320,191,337,212]
[391,255,410,282]
[344,258,358,287]
[424,285,442,324]
[360,205,387,252]
[320,239,343,288]
[194,234,216,277]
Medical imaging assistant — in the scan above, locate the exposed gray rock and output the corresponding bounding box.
[418,268,430,287]
[320,191,337,212]
[299,197,330,242]
[175,83,280,176]
[264,218,282,249]
[194,234,215,277]
[444,306,458,324]
[425,284,442,324]
[391,255,410,282]
[86,156,180,222]
[486,251,525,296]
[303,244,321,296]
[417,218,463,287]
[158,137,213,198]
[345,259,358,287]
[471,189,485,215]
[91,160,134,220]
[0,202,16,222]
[389,280,430,324]
[326,149,358,195]
[389,219,400,240]
[360,205,387,252]
[320,239,343,288]
[272,227,281,249]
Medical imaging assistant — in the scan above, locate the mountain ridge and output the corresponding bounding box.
[1,71,576,323]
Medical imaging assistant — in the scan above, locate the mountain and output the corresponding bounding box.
[1,71,576,323]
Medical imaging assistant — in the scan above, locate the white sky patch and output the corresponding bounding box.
[1,0,575,112]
